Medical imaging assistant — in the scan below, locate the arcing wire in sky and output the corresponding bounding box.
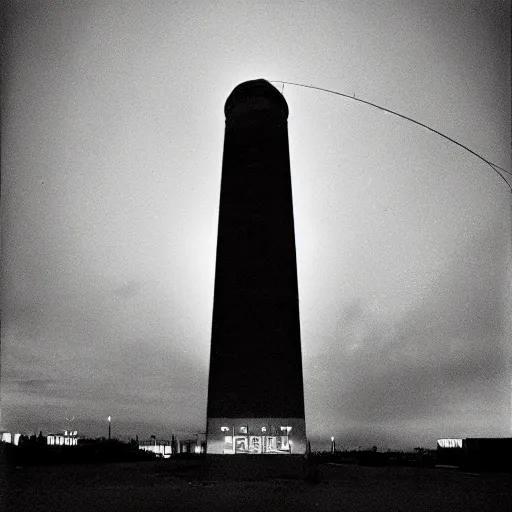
[269,80,512,194]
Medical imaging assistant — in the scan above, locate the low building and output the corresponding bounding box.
[179,439,204,454]
[436,438,464,466]
[47,431,78,446]
[138,435,205,457]
[1,432,21,445]
[464,438,512,472]
[436,437,512,471]
[139,438,173,458]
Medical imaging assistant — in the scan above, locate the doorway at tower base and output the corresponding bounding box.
[206,418,307,455]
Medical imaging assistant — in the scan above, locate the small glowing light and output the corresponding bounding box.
[108,416,111,422]
[262,427,267,432]
[220,426,229,432]
[73,431,77,436]
[65,431,68,436]
[331,437,335,442]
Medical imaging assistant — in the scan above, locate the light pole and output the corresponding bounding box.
[108,416,111,440]
[331,436,335,455]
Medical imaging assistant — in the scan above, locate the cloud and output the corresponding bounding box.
[6,379,55,393]
[305,222,510,444]
[3,328,209,435]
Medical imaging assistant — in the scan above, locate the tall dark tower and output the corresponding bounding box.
[206,79,306,455]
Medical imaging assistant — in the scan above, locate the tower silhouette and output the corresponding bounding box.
[206,79,306,455]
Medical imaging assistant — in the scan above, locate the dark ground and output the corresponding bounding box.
[1,459,511,512]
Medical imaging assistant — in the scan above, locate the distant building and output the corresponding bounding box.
[179,439,204,454]
[463,438,512,472]
[437,438,463,449]
[47,431,78,446]
[138,435,205,457]
[139,438,173,458]
[436,437,512,471]
[1,432,21,445]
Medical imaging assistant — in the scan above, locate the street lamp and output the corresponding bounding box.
[108,416,111,440]
[331,436,335,454]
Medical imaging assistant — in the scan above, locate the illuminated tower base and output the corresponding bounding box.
[206,79,306,455]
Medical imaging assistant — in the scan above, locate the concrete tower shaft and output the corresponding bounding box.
[206,79,306,455]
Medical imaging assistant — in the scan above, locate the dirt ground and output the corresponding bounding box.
[2,459,511,512]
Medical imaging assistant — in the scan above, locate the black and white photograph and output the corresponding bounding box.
[1,1,511,510]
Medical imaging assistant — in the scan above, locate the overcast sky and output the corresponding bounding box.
[1,1,511,450]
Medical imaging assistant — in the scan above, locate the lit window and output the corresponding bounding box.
[220,426,230,432]
[437,438,462,449]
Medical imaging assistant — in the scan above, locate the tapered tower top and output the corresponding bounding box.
[224,79,289,119]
